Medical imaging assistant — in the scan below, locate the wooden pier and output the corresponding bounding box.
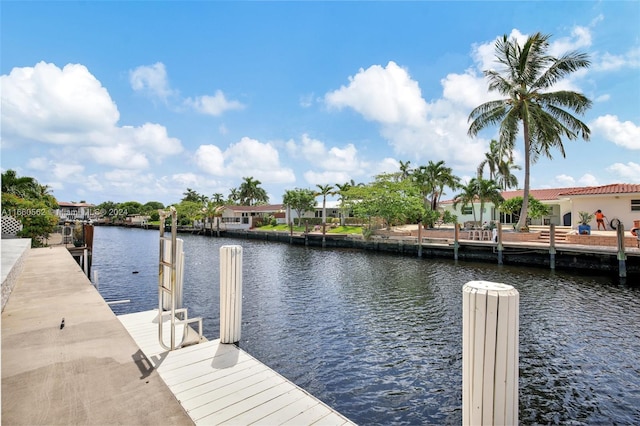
[118,310,355,426]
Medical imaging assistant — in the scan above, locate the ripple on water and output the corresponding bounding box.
[92,227,640,425]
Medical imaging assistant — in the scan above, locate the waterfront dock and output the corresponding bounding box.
[119,310,355,425]
[1,242,355,425]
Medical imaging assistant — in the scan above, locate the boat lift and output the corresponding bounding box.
[158,207,203,351]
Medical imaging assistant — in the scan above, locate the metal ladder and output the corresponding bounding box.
[158,207,203,351]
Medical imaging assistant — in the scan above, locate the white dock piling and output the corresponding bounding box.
[220,245,243,344]
[462,281,519,426]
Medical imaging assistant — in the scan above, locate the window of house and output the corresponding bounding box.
[461,206,473,215]
[632,199,640,211]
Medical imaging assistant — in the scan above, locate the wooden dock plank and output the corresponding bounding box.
[118,309,355,426]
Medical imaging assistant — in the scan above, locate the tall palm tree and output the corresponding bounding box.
[453,181,479,225]
[495,158,521,190]
[335,182,352,226]
[475,178,504,225]
[468,32,591,230]
[315,184,335,232]
[424,160,460,211]
[398,160,412,181]
[228,188,240,204]
[1,169,37,198]
[238,176,269,206]
[477,139,501,180]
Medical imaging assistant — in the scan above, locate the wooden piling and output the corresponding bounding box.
[617,224,627,278]
[549,224,556,270]
[220,245,242,344]
[462,281,519,426]
[418,221,423,257]
[496,222,503,265]
[454,223,459,261]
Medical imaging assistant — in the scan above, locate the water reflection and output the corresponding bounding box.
[92,226,640,425]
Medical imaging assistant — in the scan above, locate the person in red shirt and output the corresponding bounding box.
[594,209,606,230]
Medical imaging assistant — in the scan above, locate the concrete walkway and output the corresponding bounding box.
[1,246,193,425]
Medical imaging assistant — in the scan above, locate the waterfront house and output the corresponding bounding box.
[214,204,285,230]
[55,202,97,223]
[441,183,640,230]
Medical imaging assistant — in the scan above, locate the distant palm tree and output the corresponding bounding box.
[468,32,591,230]
[475,178,504,225]
[453,181,479,225]
[1,169,37,198]
[315,184,335,233]
[478,139,520,190]
[210,193,225,205]
[398,160,412,180]
[335,182,352,226]
[477,139,501,180]
[228,188,240,204]
[496,158,521,191]
[238,176,269,206]
[415,160,460,211]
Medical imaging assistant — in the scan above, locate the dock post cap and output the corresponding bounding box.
[463,280,514,292]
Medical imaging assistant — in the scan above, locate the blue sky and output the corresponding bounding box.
[1,1,639,205]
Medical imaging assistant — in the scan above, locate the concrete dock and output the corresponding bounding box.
[1,245,193,425]
[1,242,355,425]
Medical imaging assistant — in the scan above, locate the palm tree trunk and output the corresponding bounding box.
[517,122,531,231]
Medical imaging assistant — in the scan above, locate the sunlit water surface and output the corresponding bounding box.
[92,226,640,425]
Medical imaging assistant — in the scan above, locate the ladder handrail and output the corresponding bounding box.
[158,207,203,351]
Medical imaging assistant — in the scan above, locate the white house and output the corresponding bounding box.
[55,202,97,222]
[441,184,640,230]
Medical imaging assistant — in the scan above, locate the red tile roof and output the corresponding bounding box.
[440,183,640,204]
[57,201,96,207]
[500,187,585,201]
[224,204,284,212]
[559,183,640,196]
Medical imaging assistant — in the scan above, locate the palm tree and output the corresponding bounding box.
[398,160,412,180]
[468,32,591,230]
[475,178,504,225]
[315,184,335,233]
[477,140,501,180]
[495,158,521,191]
[1,170,38,198]
[335,182,352,226]
[418,161,460,211]
[238,176,269,206]
[453,180,479,225]
[210,193,225,205]
[228,188,240,204]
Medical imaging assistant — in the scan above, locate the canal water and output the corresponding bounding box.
[92,226,640,425]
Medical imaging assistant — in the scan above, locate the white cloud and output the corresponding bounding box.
[555,174,576,186]
[119,123,183,159]
[195,137,295,184]
[185,90,245,116]
[595,46,640,72]
[1,62,183,173]
[325,61,428,127]
[303,170,352,185]
[26,157,50,171]
[1,62,119,144]
[324,61,487,173]
[578,173,599,186]
[194,144,225,175]
[590,115,640,150]
[52,163,85,181]
[287,134,369,185]
[607,162,640,182]
[129,62,174,100]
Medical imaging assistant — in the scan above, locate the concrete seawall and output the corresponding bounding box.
[1,238,31,311]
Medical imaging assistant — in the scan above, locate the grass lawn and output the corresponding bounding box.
[257,224,363,234]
